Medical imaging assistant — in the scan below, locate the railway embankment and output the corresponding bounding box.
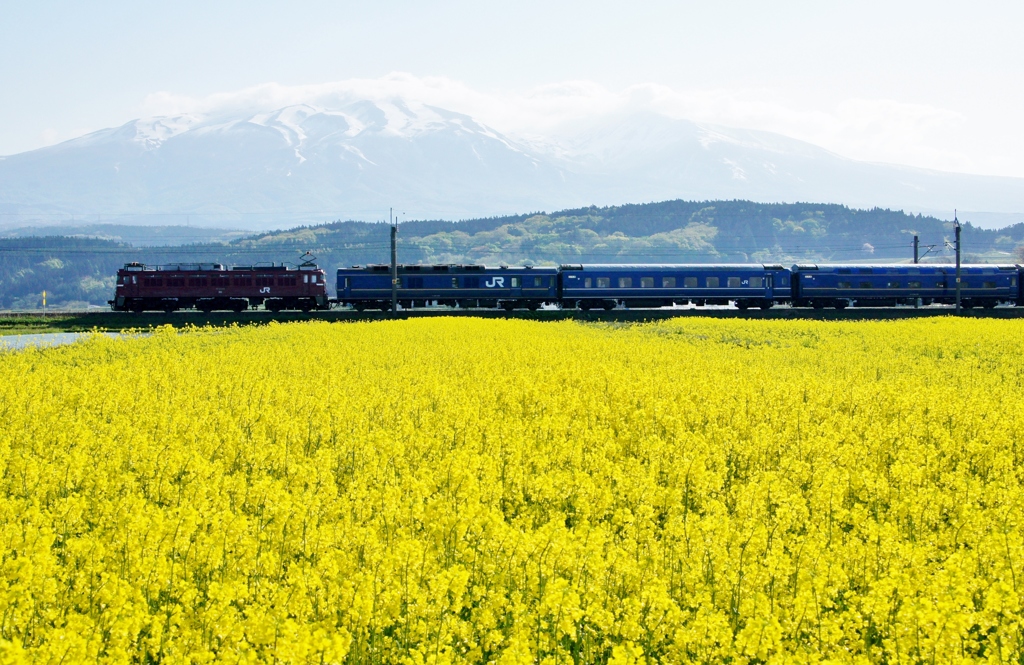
[3,305,1024,334]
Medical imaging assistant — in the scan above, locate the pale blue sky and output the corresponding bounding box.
[4,0,1023,176]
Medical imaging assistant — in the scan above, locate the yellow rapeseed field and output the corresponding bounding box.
[0,318,1022,664]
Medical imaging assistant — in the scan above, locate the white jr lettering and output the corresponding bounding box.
[485,277,505,288]
[260,287,271,294]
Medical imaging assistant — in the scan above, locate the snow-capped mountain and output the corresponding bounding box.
[2,100,1024,230]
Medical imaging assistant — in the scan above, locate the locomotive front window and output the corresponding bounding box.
[618,277,632,288]
[706,277,719,288]
[662,277,676,288]
[640,277,654,288]
[684,277,697,288]
[303,275,309,283]
[597,277,610,288]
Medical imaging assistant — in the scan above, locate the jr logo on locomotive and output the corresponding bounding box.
[485,277,505,288]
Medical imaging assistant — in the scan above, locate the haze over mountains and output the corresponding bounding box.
[3,98,1024,232]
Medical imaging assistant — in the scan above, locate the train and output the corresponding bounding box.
[110,262,330,313]
[112,260,1021,312]
[337,262,1020,311]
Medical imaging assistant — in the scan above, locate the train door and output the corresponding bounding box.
[765,274,774,300]
[509,275,523,299]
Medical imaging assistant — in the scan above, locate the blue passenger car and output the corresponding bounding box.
[337,264,559,310]
[558,264,793,310]
[792,264,1019,309]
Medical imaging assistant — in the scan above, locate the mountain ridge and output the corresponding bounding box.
[3,100,1024,231]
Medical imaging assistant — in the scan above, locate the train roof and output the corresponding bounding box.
[120,262,318,272]
[795,263,1018,271]
[339,264,558,271]
[559,263,787,270]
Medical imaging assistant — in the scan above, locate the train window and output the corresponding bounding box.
[727,277,741,288]
[908,281,922,289]
[1013,277,1018,287]
[859,268,873,274]
[533,276,544,287]
[618,277,632,288]
[597,277,610,288]
[662,277,676,288]
[303,275,309,283]
[116,275,124,284]
[983,281,997,288]
[452,277,459,288]
[408,277,424,289]
[837,281,852,289]
[641,277,654,288]
[684,277,697,288]
[584,278,592,288]
[936,281,946,288]
[859,282,872,288]
[344,278,350,288]
[132,276,137,284]
[706,277,719,288]
[749,277,762,288]
[887,281,900,288]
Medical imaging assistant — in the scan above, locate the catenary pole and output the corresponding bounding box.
[390,207,398,315]
[913,235,919,264]
[954,212,962,315]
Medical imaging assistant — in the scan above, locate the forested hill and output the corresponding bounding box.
[245,200,1024,266]
[4,200,1024,308]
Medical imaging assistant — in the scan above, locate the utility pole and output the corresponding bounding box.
[954,211,962,315]
[913,235,919,264]
[390,207,398,314]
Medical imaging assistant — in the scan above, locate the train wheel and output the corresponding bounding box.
[735,301,750,310]
[354,303,366,312]
[834,300,848,310]
[502,302,515,312]
[579,302,591,311]
[602,302,616,311]
[526,302,539,311]
[758,301,773,310]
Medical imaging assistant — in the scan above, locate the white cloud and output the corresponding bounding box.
[137,73,972,173]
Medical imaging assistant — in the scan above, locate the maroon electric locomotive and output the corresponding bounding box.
[109,261,329,313]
